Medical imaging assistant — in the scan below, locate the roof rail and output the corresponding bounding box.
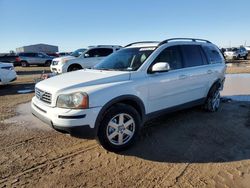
[88,45,123,48]
[158,38,211,46]
[124,41,159,47]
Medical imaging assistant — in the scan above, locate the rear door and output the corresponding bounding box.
[36,53,46,65]
[27,53,37,65]
[179,44,210,100]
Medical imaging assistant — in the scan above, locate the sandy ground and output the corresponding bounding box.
[0,64,250,187]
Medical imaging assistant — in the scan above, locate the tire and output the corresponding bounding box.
[44,60,51,66]
[244,55,248,60]
[67,64,82,72]
[204,85,221,112]
[21,61,29,67]
[97,104,141,152]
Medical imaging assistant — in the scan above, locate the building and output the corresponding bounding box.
[16,44,58,53]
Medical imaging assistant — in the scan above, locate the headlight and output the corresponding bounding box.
[57,92,89,109]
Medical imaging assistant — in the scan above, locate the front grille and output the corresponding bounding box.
[52,60,58,65]
[35,88,52,104]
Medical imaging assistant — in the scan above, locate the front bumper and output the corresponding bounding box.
[50,63,67,74]
[31,96,102,138]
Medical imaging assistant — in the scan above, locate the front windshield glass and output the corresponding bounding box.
[94,47,155,71]
[70,49,86,57]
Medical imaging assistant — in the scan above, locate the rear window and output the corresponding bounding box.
[202,45,224,64]
[180,45,205,67]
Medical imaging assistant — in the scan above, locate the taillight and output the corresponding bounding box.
[15,57,21,62]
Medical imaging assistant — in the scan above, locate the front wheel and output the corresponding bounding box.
[204,86,221,112]
[67,64,82,72]
[21,61,29,67]
[97,104,140,152]
[244,55,248,60]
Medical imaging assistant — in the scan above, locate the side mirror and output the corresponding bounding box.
[84,53,89,58]
[151,62,170,73]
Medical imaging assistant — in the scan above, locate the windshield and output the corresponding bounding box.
[94,47,155,71]
[70,48,86,57]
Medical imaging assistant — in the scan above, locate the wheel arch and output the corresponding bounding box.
[94,95,146,134]
[67,63,83,72]
[206,79,223,97]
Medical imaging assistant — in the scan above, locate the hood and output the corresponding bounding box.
[52,55,76,62]
[36,69,131,94]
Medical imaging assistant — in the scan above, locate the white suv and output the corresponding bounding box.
[50,45,122,74]
[32,38,226,151]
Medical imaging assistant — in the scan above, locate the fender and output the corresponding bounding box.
[94,95,146,134]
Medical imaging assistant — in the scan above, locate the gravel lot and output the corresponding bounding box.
[0,64,250,187]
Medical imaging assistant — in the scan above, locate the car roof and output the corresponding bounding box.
[124,38,214,49]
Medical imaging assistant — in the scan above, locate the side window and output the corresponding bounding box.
[84,48,113,58]
[85,49,96,58]
[153,45,183,70]
[37,53,44,58]
[181,45,204,68]
[95,48,113,57]
[202,45,224,64]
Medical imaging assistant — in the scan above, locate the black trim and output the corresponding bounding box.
[33,103,47,113]
[32,104,95,138]
[52,124,95,139]
[145,98,206,121]
[58,114,86,119]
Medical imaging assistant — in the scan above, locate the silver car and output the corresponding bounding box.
[19,52,53,67]
[223,47,248,60]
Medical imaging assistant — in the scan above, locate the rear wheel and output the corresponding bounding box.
[97,104,140,152]
[21,61,29,67]
[67,64,82,72]
[204,85,221,112]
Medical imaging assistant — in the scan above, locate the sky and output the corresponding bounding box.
[0,0,250,52]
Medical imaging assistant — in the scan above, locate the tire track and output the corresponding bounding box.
[0,143,98,184]
[0,135,54,152]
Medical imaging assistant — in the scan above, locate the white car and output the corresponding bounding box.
[224,47,248,60]
[50,45,122,74]
[32,38,226,151]
[0,62,17,85]
[50,48,87,73]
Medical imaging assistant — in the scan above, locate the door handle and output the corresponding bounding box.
[207,70,213,74]
[179,75,188,79]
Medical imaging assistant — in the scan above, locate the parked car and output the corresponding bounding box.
[0,62,17,85]
[32,38,226,151]
[0,54,21,66]
[223,47,248,60]
[50,45,121,74]
[18,52,53,67]
[49,49,87,73]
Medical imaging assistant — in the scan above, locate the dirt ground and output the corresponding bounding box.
[0,64,250,188]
